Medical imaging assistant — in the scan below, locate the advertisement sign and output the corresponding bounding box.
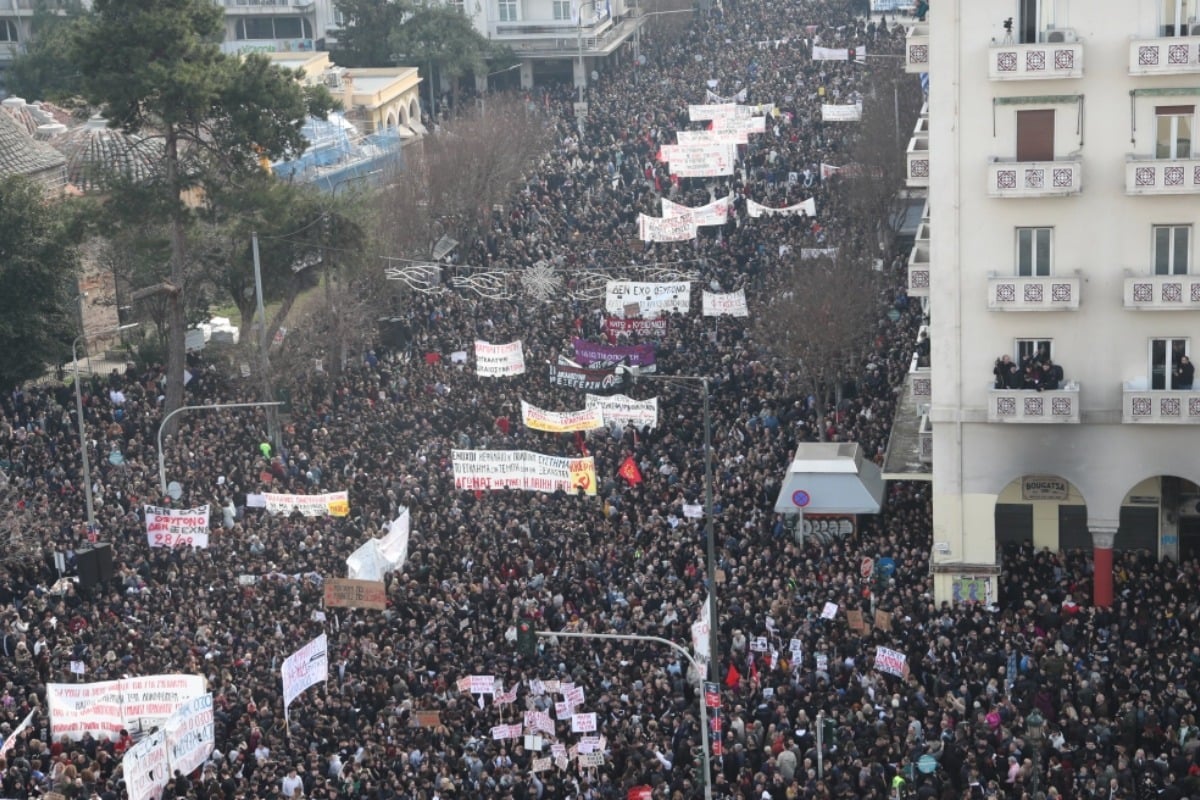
[1021,475,1069,501]
[452,450,598,495]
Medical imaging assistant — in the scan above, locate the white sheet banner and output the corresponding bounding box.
[521,401,606,433]
[822,103,863,122]
[282,634,328,721]
[710,116,766,137]
[124,729,169,800]
[144,505,210,549]
[702,289,749,317]
[379,507,410,569]
[688,103,753,122]
[801,247,839,260]
[0,709,35,760]
[638,213,697,243]
[659,143,737,177]
[48,676,206,742]
[165,693,214,777]
[811,45,867,62]
[661,195,731,227]
[675,129,724,146]
[263,491,349,517]
[475,339,526,377]
[451,450,597,495]
[875,646,907,677]
[585,394,659,429]
[605,281,691,317]
[691,593,711,667]
[746,197,817,218]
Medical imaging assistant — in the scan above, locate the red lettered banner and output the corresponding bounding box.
[144,505,209,548]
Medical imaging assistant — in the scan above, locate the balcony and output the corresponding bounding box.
[987,275,1081,311]
[1125,156,1200,195]
[909,360,931,408]
[988,159,1081,198]
[905,23,929,74]
[988,386,1081,423]
[988,39,1084,80]
[491,17,633,55]
[918,415,933,464]
[218,0,312,11]
[1124,274,1200,309]
[1129,37,1200,76]
[1123,387,1200,423]
[906,135,929,188]
[907,241,930,297]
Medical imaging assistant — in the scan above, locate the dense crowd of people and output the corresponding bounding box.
[0,1,1196,800]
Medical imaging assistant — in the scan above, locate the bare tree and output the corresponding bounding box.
[750,255,885,440]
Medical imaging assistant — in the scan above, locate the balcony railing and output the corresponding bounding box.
[1124,274,1200,309]
[1125,156,1200,195]
[909,361,931,407]
[906,136,929,189]
[1123,388,1200,423]
[905,23,929,74]
[988,385,1081,423]
[918,415,933,464]
[988,40,1084,80]
[988,275,1081,311]
[1129,37,1200,76]
[989,159,1081,198]
[907,242,930,297]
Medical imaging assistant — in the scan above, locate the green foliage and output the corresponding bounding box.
[331,0,410,67]
[0,179,80,388]
[6,0,89,101]
[389,4,492,82]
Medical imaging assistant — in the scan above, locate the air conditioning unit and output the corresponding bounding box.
[1190,23,1200,35]
[1045,28,1077,43]
[1179,497,1200,518]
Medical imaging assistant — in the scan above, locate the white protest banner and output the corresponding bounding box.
[605,281,691,317]
[683,503,703,518]
[662,195,731,228]
[675,129,724,146]
[48,676,206,742]
[521,401,606,434]
[687,103,747,121]
[637,213,696,243]
[746,197,817,219]
[555,701,575,720]
[532,757,551,773]
[262,491,349,517]
[378,507,411,571]
[579,752,605,768]
[0,709,35,760]
[585,394,659,429]
[70,661,85,675]
[124,729,169,800]
[475,340,526,377]
[811,45,868,62]
[691,593,711,667]
[750,636,769,652]
[815,653,829,672]
[282,634,328,721]
[820,163,841,179]
[165,693,214,777]
[144,505,210,549]
[710,115,767,142]
[875,646,907,677]
[469,675,497,695]
[801,247,839,260]
[660,143,737,178]
[452,450,598,496]
[821,602,839,620]
[565,685,585,706]
[822,103,863,122]
[702,289,749,318]
[571,712,598,733]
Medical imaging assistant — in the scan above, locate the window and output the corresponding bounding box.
[1154,225,1191,275]
[498,0,518,22]
[448,0,465,12]
[0,21,18,42]
[1018,0,1054,43]
[1015,339,1053,366]
[333,9,347,27]
[1151,338,1190,389]
[1155,107,1193,160]
[236,17,313,39]
[1162,0,1197,36]
[1015,109,1055,162]
[552,0,571,20]
[1016,228,1052,276]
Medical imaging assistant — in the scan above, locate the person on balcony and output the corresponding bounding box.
[1039,360,1064,391]
[1175,355,1194,390]
[994,354,1019,389]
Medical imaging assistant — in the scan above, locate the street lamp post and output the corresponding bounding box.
[72,323,139,537]
[536,630,714,800]
[616,366,719,683]
[576,0,601,104]
[1026,709,1045,797]
[157,402,284,495]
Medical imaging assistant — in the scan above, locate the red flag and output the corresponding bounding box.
[575,431,589,456]
[749,656,759,684]
[724,662,741,689]
[617,456,643,485]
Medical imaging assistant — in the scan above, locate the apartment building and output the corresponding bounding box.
[902,0,1200,607]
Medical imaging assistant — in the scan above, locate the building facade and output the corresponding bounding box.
[909,0,1200,607]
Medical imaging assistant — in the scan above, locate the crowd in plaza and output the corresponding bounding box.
[0,1,1198,800]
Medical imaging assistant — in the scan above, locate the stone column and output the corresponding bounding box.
[1089,524,1117,607]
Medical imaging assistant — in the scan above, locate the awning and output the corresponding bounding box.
[773,442,886,515]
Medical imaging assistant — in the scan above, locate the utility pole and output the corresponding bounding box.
[251,232,281,452]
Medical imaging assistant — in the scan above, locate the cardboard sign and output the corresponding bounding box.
[411,710,441,728]
[323,578,387,610]
[874,609,893,631]
[847,609,867,632]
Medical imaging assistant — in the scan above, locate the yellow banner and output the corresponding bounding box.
[521,401,605,433]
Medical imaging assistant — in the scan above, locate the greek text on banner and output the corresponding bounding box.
[144,505,210,549]
[263,491,349,517]
[452,450,597,495]
[520,401,606,433]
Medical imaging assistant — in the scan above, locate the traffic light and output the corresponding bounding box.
[517,618,536,658]
[847,48,857,63]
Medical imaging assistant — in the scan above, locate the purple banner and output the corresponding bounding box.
[572,338,657,368]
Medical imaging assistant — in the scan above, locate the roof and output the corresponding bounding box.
[0,108,68,181]
[50,117,163,192]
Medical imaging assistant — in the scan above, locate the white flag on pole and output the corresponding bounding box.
[282,634,328,721]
